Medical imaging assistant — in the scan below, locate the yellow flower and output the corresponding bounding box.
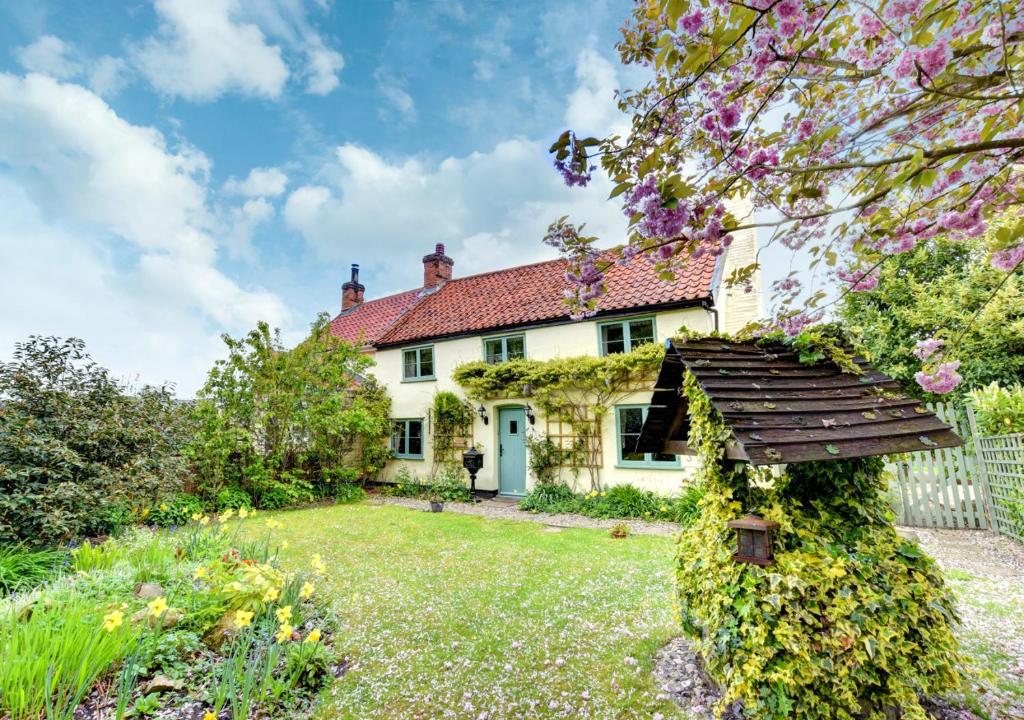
[1006,416,1013,426]
[266,519,282,530]
[262,586,280,602]
[102,610,124,632]
[281,540,289,550]
[203,713,217,720]
[304,628,322,644]
[193,566,208,580]
[191,512,202,522]
[275,622,294,643]
[275,605,293,623]
[199,515,210,526]
[225,581,242,593]
[219,508,235,522]
[659,505,668,512]
[232,610,254,628]
[311,553,326,575]
[140,508,150,519]
[238,507,249,519]
[159,503,168,511]
[600,491,606,497]
[147,597,168,617]
[299,582,314,600]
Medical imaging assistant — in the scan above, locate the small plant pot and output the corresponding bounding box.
[429,501,444,513]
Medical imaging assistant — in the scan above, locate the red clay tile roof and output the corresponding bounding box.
[366,250,718,347]
[328,288,423,346]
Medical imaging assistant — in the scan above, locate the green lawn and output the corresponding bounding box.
[263,503,1024,720]
[268,503,684,720]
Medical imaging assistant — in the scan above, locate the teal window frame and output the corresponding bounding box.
[483,334,527,364]
[597,316,657,356]
[402,345,436,382]
[614,404,680,469]
[391,418,425,459]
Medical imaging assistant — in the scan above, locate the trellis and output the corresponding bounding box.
[968,406,1024,543]
[427,408,474,470]
[544,405,602,470]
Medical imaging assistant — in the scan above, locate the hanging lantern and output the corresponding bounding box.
[727,514,779,566]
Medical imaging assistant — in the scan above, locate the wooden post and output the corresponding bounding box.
[966,404,995,532]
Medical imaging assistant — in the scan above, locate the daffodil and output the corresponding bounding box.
[299,582,314,600]
[193,566,208,580]
[102,610,124,632]
[304,628,322,644]
[203,713,217,720]
[147,597,168,617]
[281,540,289,550]
[232,610,254,628]
[262,586,280,602]
[218,508,235,522]
[266,519,282,530]
[275,605,293,623]
[159,503,169,511]
[199,515,210,526]
[191,512,202,522]
[238,507,249,519]
[659,505,668,512]
[275,622,294,643]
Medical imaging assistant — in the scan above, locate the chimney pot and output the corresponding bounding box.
[341,262,365,311]
[423,243,454,289]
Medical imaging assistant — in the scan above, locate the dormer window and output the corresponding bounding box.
[484,334,526,364]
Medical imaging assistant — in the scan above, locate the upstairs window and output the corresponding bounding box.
[599,317,656,355]
[616,405,679,468]
[391,419,424,459]
[484,334,526,364]
[402,346,435,381]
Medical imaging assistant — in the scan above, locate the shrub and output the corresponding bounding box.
[969,382,1024,435]
[519,483,579,513]
[216,487,253,511]
[149,494,206,528]
[187,315,392,509]
[0,544,65,595]
[334,483,367,504]
[520,482,705,525]
[0,336,195,545]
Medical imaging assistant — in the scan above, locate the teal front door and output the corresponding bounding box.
[498,407,527,496]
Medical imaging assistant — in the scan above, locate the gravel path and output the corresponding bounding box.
[368,495,683,536]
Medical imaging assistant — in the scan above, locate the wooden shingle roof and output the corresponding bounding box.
[636,337,962,465]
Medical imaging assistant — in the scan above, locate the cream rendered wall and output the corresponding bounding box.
[719,198,763,334]
[371,305,713,495]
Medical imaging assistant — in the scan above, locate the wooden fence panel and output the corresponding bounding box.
[888,402,989,530]
[968,405,1024,543]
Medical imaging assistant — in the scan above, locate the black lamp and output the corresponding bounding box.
[462,446,484,496]
[524,403,536,425]
[477,405,489,425]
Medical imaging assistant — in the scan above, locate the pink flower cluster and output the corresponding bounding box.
[837,267,879,292]
[991,242,1024,272]
[915,361,962,394]
[624,175,691,240]
[913,338,945,361]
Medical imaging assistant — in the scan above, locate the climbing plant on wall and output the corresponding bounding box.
[453,343,663,490]
[675,334,964,719]
[430,391,475,474]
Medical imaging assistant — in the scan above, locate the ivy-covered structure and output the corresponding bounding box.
[637,333,966,720]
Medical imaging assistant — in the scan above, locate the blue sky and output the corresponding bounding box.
[0,0,794,394]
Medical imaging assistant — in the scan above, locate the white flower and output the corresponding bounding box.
[624,656,638,666]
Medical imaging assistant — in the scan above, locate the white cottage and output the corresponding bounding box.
[328,220,760,496]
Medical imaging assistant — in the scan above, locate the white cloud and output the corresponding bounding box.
[133,0,344,101]
[564,48,625,137]
[88,56,131,98]
[304,38,344,95]
[224,197,275,260]
[135,0,290,101]
[283,138,628,295]
[375,69,416,124]
[223,167,289,197]
[0,73,289,392]
[15,35,81,79]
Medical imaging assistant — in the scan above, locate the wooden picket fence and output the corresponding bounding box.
[887,402,1024,542]
[887,403,988,530]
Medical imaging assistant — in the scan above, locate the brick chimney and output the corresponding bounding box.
[341,264,365,311]
[422,243,453,289]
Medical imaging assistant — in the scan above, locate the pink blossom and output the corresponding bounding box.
[774,0,801,19]
[913,338,945,361]
[915,361,962,394]
[679,10,703,35]
[859,13,883,36]
[917,39,951,78]
[837,267,879,291]
[719,104,741,129]
[991,242,1024,272]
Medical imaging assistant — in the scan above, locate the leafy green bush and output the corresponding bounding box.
[0,336,195,545]
[149,494,206,528]
[381,470,471,503]
[969,382,1024,434]
[519,482,704,524]
[334,483,367,504]
[188,315,392,509]
[676,370,962,719]
[216,487,253,511]
[0,544,65,595]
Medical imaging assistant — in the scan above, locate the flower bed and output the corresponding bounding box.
[0,511,339,720]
